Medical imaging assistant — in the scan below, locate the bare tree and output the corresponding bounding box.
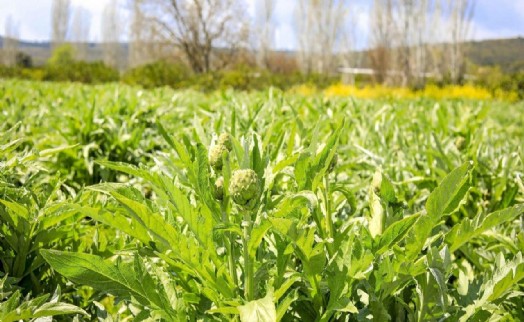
[394,0,434,86]
[296,0,348,75]
[71,6,91,61]
[2,15,19,67]
[51,0,71,45]
[102,0,122,69]
[129,0,147,68]
[338,7,358,67]
[369,0,475,86]
[369,0,395,84]
[128,0,165,67]
[137,0,249,73]
[445,0,475,83]
[254,0,275,69]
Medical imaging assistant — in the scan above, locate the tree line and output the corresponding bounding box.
[1,0,476,87]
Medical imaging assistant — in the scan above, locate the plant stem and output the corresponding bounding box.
[222,204,238,290]
[323,176,335,257]
[243,210,254,301]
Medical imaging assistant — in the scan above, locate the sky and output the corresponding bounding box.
[0,0,523,50]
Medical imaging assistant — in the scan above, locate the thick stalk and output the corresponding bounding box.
[323,176,335,257]
[222,204,238,290]
[243,210,254,301]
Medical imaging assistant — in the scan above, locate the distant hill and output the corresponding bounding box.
[464,37,524,73]
[0,36,128,70]
[1,36,523,73]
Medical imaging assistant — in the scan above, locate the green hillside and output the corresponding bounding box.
[1,36,524,73]
[465,37,524,72]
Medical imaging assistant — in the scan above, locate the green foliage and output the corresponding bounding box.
[47,44,76,67]
[466,37,524,73]
[122,60,190,88]
[122,62,339,91]
[44,61,119,83]
[0,274,87,321]
[474,65,524,100]
[0,79,523,320]
[39,44,120,83]
[15,52,33,68]
[40,250,179,319]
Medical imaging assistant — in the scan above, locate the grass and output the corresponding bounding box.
[0,79,523,321]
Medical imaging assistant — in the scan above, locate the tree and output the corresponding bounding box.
[2,15,19,67]
[48,44,76,67]
[51,0,71,45]
[16,52,33,68]
[369,0,476,86]
[71,6,91,61]
[137,0,249,73]
[295,0,348,75]
[369,0,395,84]
[102,0,122,69]
[128,0,147,68]
[253,0,275,70]
[445,0,476,83]
[128,0,164,68]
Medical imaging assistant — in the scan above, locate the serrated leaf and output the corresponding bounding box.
[249,221,272,259]
[0,199,29,220]
[40,250,176,317]
[375,213,420,254]
[403,162,472,260]
[372,171,396,203]
[276,289,298,322]
[460,252,524,321]
[426,161,472,221]
[238,292,276,322]
[446,204,524,252]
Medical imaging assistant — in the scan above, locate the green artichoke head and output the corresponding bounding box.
[209,144,228,171]
[455,136,466,151]
[217,133,233,151]
[229,169,260,208]
[209,133,234,171]
[213,176,225,200]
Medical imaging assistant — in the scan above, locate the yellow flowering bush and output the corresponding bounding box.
[317,83,519,101]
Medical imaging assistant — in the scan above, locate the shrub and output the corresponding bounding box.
[47,44,76,67]
[0,65,19,78]
[44,61,119,83]
[15,52,33,68]
[218,65,255,91]
[122,61,190,88]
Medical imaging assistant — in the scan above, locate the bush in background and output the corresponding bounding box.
[43,61,119,83]
[42,44,119,83]
[122,60,190,88]
[0,49,522,100]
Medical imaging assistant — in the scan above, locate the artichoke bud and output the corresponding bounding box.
[209,133,233,171]
[229,169,260,208]
[454,136,466,151]
[217,133,233,151]
[213,177,225,200]
[209,144,228,171]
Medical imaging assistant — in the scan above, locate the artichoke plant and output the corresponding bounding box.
[209,133,233,171]
[229,169,260,208]
[213,176,225,201]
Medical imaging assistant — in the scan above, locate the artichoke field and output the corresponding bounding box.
[0,79,523,321]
